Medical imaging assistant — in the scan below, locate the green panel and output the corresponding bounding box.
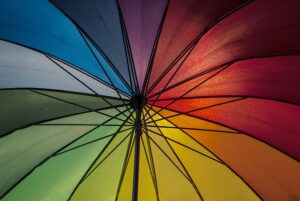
[2,136,113,201]
[85,128,133,175]
[0,89,87,136]
[0,125,95,197]
[58,120,124,152]
[35,90,125,110]
[70,130,133,201]
[42,111,111,124]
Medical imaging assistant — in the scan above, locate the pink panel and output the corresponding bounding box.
[118,0,167,90]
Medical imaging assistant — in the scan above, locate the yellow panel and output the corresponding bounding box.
[147,110,219,161]
[186,130,300,201]
[138,132,157,201]
[150,139,200,201]
[70,131,132,201]
[146,129,189,178]
[85,128,133,175]
[169,141,260,201]
[117,134,135,201]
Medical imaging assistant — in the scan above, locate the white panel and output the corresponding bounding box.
[0,40,123,99]
[49,57,126,99]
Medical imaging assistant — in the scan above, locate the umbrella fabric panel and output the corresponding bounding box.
[169,0,300,87]
[34,90,126,111]
[51,0,131,86]
[151,100,300,160]
[1,113,133,201]
[0,41,99,95]
[149,56,300,103]
[118,0,168,89]
[148,97,241,113]
[1,133,114,201]
[147,0,249,90]
[116,135,135,201]
[147,46,194,97]
[144,109,259,200]
[41,111,122,125]
[147,136,200,201]
[188,98,300,160]
[149,105,235,133]
[137,133,158,201]
[46,57,128,98]
[0,90,87,136]
[70,129,133,201]
[0,1,114,87]
[182,56,300,104]
[186,130,300,201]
[80,33,131,95]
[148,66,226,100]
[0,125,95,197]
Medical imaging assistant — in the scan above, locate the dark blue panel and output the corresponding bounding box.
[51,0,131,87]
[0,0,131,95]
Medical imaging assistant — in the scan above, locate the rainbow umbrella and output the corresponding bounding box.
[0,0,300,201]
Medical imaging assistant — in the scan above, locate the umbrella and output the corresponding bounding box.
[0,0,300,200]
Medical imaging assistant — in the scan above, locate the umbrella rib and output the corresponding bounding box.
[141,0,170,95]
[162,119,264,200]
[151,94,300,107]
[146,110,264,200]
[143,1,256,120]
[140,133,160,201]
[145,131,194,183]
[47,55,131,120]
[144,64,227,123]
[146,114,204,200]
[144,65,230,122]
[145,0,254,95]
[49,0,134,94]
[146,125,239,134]
[148,52,300,99]
[115,129,136,201]
[146,97,247,124]
[0,109,131,200]
[0,104,130,140]
[116,1,139,94]
[53,127,133,157]
[0,87,129,100]
[75,30,134,117]
[142,111,160,201]
[145,37,197,95]
[145,127,223,165]
[66,111,133,201]
[47,55,131,99]
[80,130,132,182]
[30,89,130,122]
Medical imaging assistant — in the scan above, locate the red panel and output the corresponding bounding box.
[184,56,300,104]
[147,0,249,90]
[166,98,300,160]
[169,0,300,87]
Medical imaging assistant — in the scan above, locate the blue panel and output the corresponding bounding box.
[51,0,132,87]
[82,33,131,95]
[0,0,131,95]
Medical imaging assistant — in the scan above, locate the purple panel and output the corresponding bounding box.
[118,0,167,90]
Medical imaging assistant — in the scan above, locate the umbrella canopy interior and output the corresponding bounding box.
[0,0,300,201]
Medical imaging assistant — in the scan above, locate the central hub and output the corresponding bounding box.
[130,95,147,110]
[130,95,147,131]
